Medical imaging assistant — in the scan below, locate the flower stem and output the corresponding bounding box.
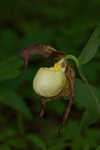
[65,55,100,112]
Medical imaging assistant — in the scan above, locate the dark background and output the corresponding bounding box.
[0,0,100,150]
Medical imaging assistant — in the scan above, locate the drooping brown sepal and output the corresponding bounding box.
[21,43,66,69]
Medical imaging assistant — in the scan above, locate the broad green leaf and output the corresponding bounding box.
[81,61,99,83]
[75,79,100,113]
[84,144,90,150]
[80,87,100,128]
[79,25,100,64]
[0,56,23,81]
[27,134,46,149]
[0,87,32,119]
[86,129,100,148]
[7,138,26,149]
[0,128,17,142]
[80,110,100,129]
[96,146,100,150]
[0,145,11,150]
[48,143,66,150]
[47,120,80,147]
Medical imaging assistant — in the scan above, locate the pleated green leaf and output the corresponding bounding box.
[79,26,100,64]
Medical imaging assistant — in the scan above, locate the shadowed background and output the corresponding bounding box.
[0,0,100,150]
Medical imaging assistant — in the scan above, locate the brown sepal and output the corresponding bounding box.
[21,43,66,69]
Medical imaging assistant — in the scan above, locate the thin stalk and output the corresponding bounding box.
[65,55,100,113]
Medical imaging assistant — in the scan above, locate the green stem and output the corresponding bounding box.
[65,55,80,69]
[65,55,100,112]
[79,68,100,112]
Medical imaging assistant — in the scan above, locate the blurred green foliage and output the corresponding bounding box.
[0,0,100,149]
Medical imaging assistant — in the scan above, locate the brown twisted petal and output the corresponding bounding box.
[62,64,75,97]
[21,43,66,69]
[54,64,75,98]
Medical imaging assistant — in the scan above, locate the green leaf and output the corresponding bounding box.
[80,86,100,128]
[80,85,100,128]
[84,144,90,150]
[0,128,17,142]
[80,110,100,129]
[81,61,99,83]
[79,25,100,64]
[75,79,100,113]
[0,87,32,119]
[7,138,26,149]
[48,143,66,150]
[0,56,23,81]
[96,146,100,150]
[27,134,46,149]
[0,145,11,150]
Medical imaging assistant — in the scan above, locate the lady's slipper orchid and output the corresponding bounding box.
[21,43,75,135]
[33,59,68,97]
